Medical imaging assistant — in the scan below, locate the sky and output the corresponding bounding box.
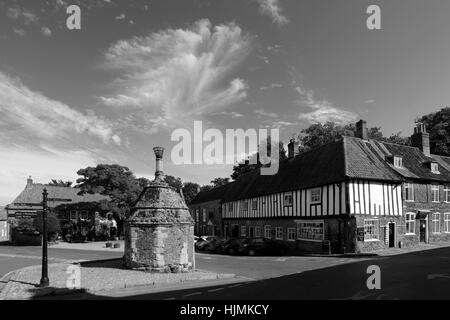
[1,0,450,205]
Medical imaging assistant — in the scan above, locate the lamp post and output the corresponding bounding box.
[40,188,49,287]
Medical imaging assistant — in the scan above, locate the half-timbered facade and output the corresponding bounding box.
[220,121,450,254]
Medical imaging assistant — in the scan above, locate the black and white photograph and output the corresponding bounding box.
[1,0,450,311]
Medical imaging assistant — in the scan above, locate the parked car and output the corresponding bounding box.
[215,238,247,255]
[239,238,289,256]
[199,236,223,252]
[194,236,208,250]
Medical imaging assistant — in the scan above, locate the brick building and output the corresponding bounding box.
[0,206,8,242]
[217,121,450,254]
[6,177,109,226]
[188,184,231,237]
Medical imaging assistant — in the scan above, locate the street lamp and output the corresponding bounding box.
[40,188,49,287]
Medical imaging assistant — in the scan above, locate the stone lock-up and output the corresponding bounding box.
[124,147,195,273]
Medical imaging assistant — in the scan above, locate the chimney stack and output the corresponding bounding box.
[153,147,165,181]
[26,176,33,188]
[411,123,430,157]
[288,139,299,158]
[355,120,369,140]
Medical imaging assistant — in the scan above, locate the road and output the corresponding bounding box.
[2,245,450,299]
[83,247,450,300]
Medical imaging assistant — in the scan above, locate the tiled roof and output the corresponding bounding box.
[8,184,109,209]
[189,183,233,205]
[219,135,450,203]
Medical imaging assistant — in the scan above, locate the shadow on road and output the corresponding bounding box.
[29,247,450,300]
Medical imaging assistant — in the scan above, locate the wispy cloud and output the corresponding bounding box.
[295,86,358,125]
[100,19,253,132]
[0,72,120,145]
[7,6,39,25]
[40,27,52,37]
[256,0,289,26]
[254,109,279,118]
[260,83,282,91]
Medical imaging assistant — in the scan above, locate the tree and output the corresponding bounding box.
[33,211,61,235]
[164,175,183,190]
[210,177,230,187]
[418,107,450,156]
[48,179,73,187]
[231,140,287,180]
[183,182,201,204]
[76,164,142,220]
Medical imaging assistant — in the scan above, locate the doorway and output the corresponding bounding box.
[249,226,255,238]
[419,219,427,243]
[388,223,395,248]
[231,225,239,238]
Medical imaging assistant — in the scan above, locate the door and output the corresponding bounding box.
[231,225,239,238]
[419,219,427,242]
[249,226,255,238]
[388,223,395,248]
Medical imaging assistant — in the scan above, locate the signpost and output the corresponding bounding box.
[40,189,49,287]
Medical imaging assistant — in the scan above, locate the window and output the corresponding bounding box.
[297,221,324,241]
[202,209,207,223]
[432,184,440,202]
[240,225,247,237]
[275,227,283,240]
[70,211,78,220]
[406,213,415,234]
[251,199,258,210]
[432,213,440,233]
[445,213,450,233]
[364,220,379,241]
[404,183,415,202]
[264,225,271,238]
[81,211,88,220]
[444,186,450,203]
[228,204,233,213]
[394,156,403,168]
[283,192,293,207]
[255,226,261,237]
[431,162,440,174]
[242,200,249,214]
[287,228,296,241]
[310,188,321,203]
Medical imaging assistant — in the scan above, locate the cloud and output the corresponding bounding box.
[218,111,244,118]
[13,28,26,37]
[41,27,52,37]
[7,6,38,25]
[256,0,289,26]
[295,86,358,125]
[100,19,252,131]
[364,99,375,104]
[260,83,282,91]
[0,72,120,145]
[115,13,126,20]
[0,144,97,205]
[254,109,279,118]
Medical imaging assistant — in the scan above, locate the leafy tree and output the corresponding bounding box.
[210,177,230,187]
[76,164,141,220]
[47,179,73,187]
[182,182,201,204]
[164,175,183,190]
[33,211,61,234]
[231,140,287,180]
[418,107,450,156]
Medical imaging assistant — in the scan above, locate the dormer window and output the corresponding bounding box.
[431,162,440,174]
[394,156,403,168]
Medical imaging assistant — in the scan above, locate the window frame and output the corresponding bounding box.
[431,162,440,174]
[296,220,325,242]
[310,188,322,204]
[242,200,249,214]
[444,186,450,203]
[404,183,415,202]
[444,213,450,233]
[283,192,293,207]
[255,226,261,237]
[287,228,296,241]
[432,212,441,234]
[275,227,283,240]
[405,213,416,235]
[394,156,403,168]
[264,225,271,239]
[240,225,247,237]
[363,219,379,242]
[431,184,440,203]
[251,199,258,210]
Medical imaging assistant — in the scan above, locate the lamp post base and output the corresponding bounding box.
[40,278,49,288]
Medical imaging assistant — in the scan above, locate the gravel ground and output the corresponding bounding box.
[0,259,234,300]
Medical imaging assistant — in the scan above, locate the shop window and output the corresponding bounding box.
[364,219,379,241]
[297,221,324,241]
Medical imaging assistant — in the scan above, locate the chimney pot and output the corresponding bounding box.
[411,123,430,157]
[26,176,33,188]
[355,120,369,140]
[153,147,165,180]
[288,139,299,158]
